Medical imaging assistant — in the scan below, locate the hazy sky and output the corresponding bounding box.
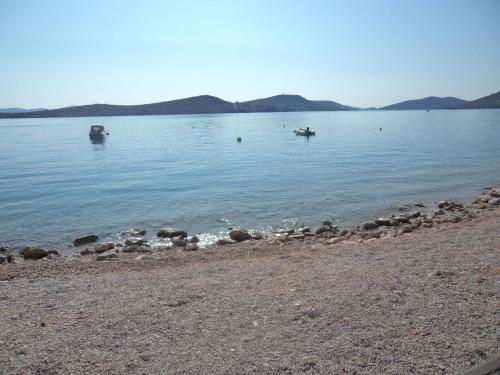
[1,0,499,108]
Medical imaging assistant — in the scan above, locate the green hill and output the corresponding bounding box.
[383,96,468,110]
[459,91,500,109]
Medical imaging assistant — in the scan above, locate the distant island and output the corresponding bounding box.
[0,107,47,113]
[0,91,499,119]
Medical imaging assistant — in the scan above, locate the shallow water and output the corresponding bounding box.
[1,109,499,251]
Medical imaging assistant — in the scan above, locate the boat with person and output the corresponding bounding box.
[294,127,315,136]
[89,125,108,140]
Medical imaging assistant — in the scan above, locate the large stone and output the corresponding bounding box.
[488,198,500,205]
[123,245,152,253]
[489,190,499,198]
[124,238,147,246]
[130,228,146,236]
[374,217,391,226]
[157,228,187,238]
[22,247,49,260]
[315,225,334,235]
[229,229,252,242]
[172,238,187,247]
[94,242,115,253]
[189,235,200,243]
[438,200,448,208]
[322,219,333,227]
[96,251,117,261]
[408,211,421,219]
[395,216,410,223]
[362,222,379,231]
[73,234,98,247]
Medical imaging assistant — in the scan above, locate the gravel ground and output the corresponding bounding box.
[1,208,499,374]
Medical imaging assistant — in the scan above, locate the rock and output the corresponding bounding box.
[184,243,198,251]
[96,251,117,261]
[216,239,235,246]
[299,226,310,233]
[189,235,200,243]
[251,233,264,240]
[360,230,383,239]
[5,253,14,263]
[0,254,5,264]
[124,238,147,246]
[474,195,491,204]
[22,247,49,260]
[322,219,333,227]
[395,216,410,223]
[488,197,500,205]
[289,233,305,240]
[123,245,152,253]
[438,200,448,208]
[397,205,410,211]
[374,217,391,226]
[0,246,10,253]
[94,242,115,253]
[362,222,379,231]
[157,228,187,238]
[315,225,334,235]
[401,225,413,234]
[130,228,146,236]
[48,250,60,256]
[389,219,400,226]
[489,190,499,198]
[408,211,421,218]
[172,238,187,247]
[415,202,425,207]
[80,248,94,256]
[422,222,433,228]
[229,229,252,242]
[339,229,350,237]
[73,234,98,247]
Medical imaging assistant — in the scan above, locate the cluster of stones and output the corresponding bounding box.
[2,188,499,263]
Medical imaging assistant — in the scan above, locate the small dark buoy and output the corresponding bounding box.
[237,136,242,143]
[379,128,382,131]
[283,124,285,127]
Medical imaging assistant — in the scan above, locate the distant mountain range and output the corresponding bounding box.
[0,91,498,118]
[0,107,47,113]
[382,96,468,110]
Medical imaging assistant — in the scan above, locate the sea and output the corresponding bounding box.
[1,109,499,253]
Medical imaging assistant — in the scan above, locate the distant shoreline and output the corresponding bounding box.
[1,91,499,119]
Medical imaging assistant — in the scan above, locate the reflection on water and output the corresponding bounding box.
[90,136,106,145]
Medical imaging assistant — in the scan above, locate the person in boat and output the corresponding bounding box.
[306,126,310,135]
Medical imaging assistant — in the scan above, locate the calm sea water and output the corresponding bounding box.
[1,110,499,252]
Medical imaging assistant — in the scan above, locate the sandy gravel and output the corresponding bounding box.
[1,208,499,374]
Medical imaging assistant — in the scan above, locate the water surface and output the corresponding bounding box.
[1,110,499,251]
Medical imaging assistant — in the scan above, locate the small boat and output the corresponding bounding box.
[89,125,108,139]
[294,127,316,136]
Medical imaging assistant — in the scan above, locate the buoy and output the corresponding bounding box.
[237,136,242,143]
[379,128,382,131]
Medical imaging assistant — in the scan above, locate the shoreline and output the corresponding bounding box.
[1,188,498,373]
[2,186,499,263]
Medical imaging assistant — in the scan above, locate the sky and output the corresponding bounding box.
[1,0,499,109]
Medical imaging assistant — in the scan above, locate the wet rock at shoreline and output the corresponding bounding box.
[94,242,115,254]
[251,233,264,240]
[322,219,333,227]
[438,200,448,208]
[408,211,421,219]
[96,251,117,261]
[374,217,391,226]
[229,229,252,242]
[130,228,146,236]
[489,189,499,198]
[172,238,187,247]
[389,219,400,226]
[189,235,200,243]
[488,197,499,205]
[157,228,188,238]
[21,247,49,260]
[73,234,98,247]
[124,238,147,246]
[315,225,336,235]
[123,245,152,253]
[415,202,425,207]
[362,222,379,231]
[289,233,306,240]
[299,226,310,233]
[80,248,94,256]
[395,216,410,224]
